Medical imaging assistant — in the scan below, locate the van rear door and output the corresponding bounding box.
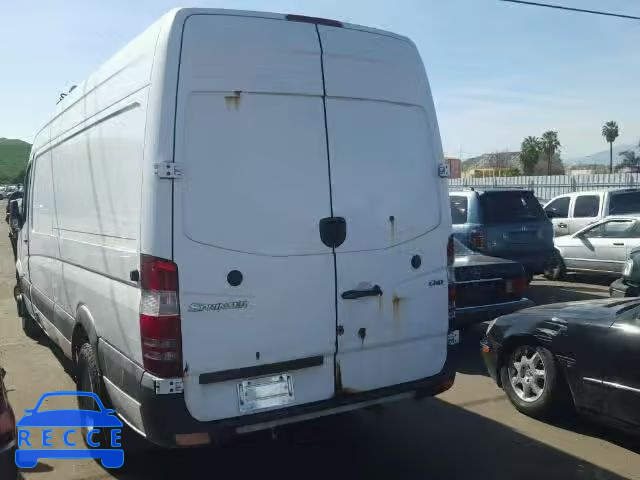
[172,14,336,421]
[173,14,449,421]
[318,26,448,391]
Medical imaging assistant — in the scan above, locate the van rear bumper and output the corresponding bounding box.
[98,339,456,448]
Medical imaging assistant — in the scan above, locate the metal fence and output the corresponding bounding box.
[448,174,640,202]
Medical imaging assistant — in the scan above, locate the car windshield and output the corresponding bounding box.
[480,191,546,224]
[609,191,640,215]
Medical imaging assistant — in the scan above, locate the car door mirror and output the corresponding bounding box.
[545,210,556,219]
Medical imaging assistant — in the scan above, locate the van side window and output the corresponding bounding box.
[449,196,468,225]
[545,197,569,218]
[573,195,600,218]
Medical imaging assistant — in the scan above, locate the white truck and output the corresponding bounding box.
[13,8,454,448]
[544,189,640,236]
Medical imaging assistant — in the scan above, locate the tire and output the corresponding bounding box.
[76,342,154,454]
[544,251,565,281]
[77,343,112,449]
[525,271,534,285]
[20,309,42,340]
[500,345,571,419]
[15,283,41,340]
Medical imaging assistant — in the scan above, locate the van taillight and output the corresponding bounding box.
[139,255,182,378]
[469,228,486,250]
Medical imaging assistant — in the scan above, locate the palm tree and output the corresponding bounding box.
[602,121,620,173]
[616,141,640,171]
[519,136,540,175]
[540,131,561,176]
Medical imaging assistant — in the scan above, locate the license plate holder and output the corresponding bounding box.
[237,373,295,413]
[447,330,460,346]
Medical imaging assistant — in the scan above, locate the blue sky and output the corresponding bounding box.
[1,0,639,159]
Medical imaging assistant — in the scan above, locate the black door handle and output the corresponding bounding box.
[341,285,383,300]
[613,242,625,246]
[558,223,567,228]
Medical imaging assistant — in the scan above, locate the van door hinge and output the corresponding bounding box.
[154,162,182,179]
[154,378,184,395]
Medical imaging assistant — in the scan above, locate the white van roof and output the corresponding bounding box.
[32,8,410,154]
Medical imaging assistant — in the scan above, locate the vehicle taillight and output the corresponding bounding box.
[447,236,456,325]
[505,276,527,298]
[469,228,486,250]
[139,255,182,378]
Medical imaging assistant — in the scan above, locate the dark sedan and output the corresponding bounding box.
[453,238,533,329]
[0,368,17,479]
[610,245,640,298]
[482,298,640,431]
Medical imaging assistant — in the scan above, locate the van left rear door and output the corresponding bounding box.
[172,14,337,422]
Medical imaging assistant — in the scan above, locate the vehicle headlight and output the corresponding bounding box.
[623,259,634,278]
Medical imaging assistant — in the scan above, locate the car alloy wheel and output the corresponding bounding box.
[508,346,546,403]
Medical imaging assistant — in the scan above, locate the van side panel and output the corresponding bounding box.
[49,90,147,363]
[140,14,183,261]
[24,17,160,367]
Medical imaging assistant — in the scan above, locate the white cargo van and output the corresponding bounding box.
[13,8,454,447]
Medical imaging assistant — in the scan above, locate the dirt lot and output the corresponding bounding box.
[1,227,639,479]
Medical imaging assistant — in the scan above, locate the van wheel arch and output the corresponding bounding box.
[72,305,99,367]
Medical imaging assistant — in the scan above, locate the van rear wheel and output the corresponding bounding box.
[76,342,154,454]
[77,343,112,449]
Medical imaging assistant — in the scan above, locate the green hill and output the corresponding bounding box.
[0,138,31,184]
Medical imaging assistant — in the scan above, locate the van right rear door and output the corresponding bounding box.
[318,25,449,391]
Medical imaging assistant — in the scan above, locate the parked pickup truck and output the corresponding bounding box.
[544,188,640,237]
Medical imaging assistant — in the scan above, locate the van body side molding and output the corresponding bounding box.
[199,356,324,385]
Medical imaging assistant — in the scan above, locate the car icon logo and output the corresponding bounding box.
[15,391,124,469]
